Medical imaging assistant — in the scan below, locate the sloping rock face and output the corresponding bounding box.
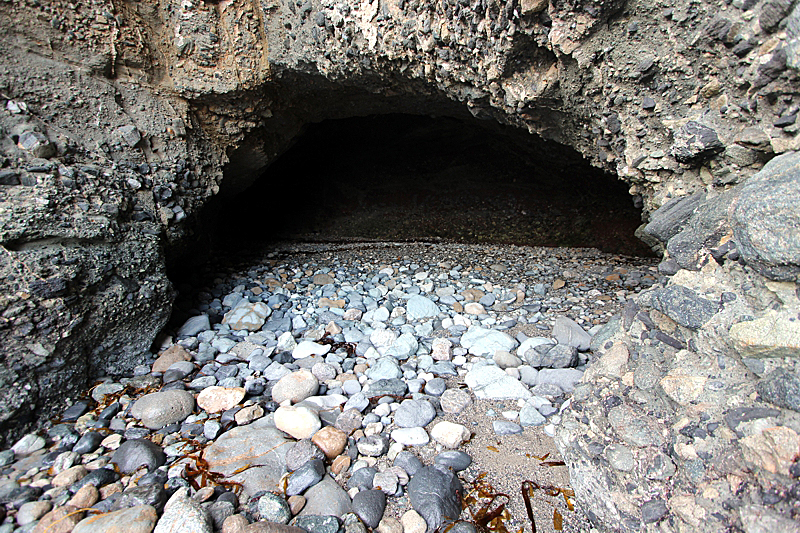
[0,0,799,531]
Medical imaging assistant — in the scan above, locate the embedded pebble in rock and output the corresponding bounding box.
[430,421,471,448]
[275,405,322,439]
[272,370,320,403]
[197,386,246,414]
[131,390,195,429]
[72,505,159,533]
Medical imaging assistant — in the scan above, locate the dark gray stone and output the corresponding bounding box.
[731,151,800,281]
[666,193,731,271]
[177,315,211,337]
[641,498,668,523]
[393,451,423,476]
[643,193,706,245]
[352,489,386,528]
[760,0,794,32]
[111,438,166,474]
[724,407,781,436]
[408,465,463,532]
[61,401,90,422]
[639,285,718,329]
[365,378,408,398]
[670,121,724,164]
[110,482,167,512]
[72,431,103,455]
[434,451,472,472]
[347,467,377,490]
[525,344,578,368]
[70,467,120,492]
[756,368,800,412]
[286,458,326,496]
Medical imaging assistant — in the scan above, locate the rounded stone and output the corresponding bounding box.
[257,492,291,523]
[272,369,320,404]
[311,426,348,459]
[430,421,471,448]
[352,489,386,528]
[439,389,472,414]
[197,386,246,414]
[393,399,436,428]
[274,405,322,440]
[111,439,166,474]
[131,390,195,429]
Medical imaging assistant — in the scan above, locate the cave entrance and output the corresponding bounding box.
[208,113,651,256]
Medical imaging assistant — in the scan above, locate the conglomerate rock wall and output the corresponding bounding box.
[0,0,798,530]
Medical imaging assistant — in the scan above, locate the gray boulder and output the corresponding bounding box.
[731,151,800,281]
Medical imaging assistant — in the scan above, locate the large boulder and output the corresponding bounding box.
[731,151,800,281]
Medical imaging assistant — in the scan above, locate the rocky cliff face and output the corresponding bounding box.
[0,0,798,530]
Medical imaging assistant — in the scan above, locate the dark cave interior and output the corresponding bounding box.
[203,113,652,257]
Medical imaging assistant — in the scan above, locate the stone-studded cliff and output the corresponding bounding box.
[0,0,798,531]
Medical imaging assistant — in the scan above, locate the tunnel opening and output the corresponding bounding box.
[204,113,652,256]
